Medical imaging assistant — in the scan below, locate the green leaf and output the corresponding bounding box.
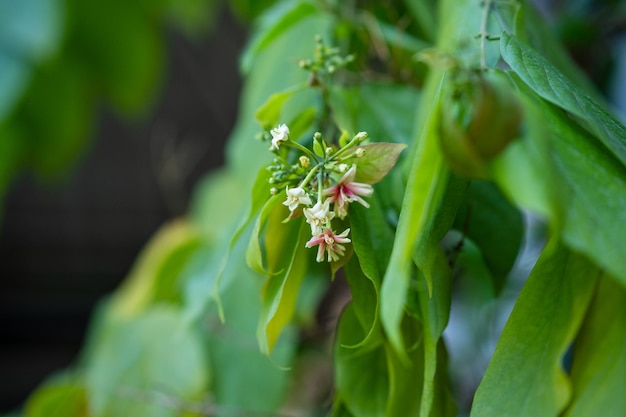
[344,194,394,348]
[411,247,452,417]
[69,0,164,115]
[257,213,308,354]
[500,32,626,167]
[200,237,297,414]
[329,83,420,145]
[453,180,523,289]
[25,376,86,417]
[563,276,626,417]
[111,219,201,317]
[470,242,601,417]
[0,0,63,121]
[384,315,425,417]
[246,193,283,275]
[21,60,95,179]
[343,143,408,184]
[84,305,209,417]
[254,84,306,129]
[240,0,319,73]
[548,107,626,287]
[335,304,389,417]
[381,70,464,358]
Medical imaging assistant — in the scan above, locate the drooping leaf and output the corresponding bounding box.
[257,211,308,354]
[246,193,283,275]
[563,276,626,417]
[470,242,601,417]
[500,32,626,167]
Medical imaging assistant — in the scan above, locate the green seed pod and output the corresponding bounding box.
[439,70,523,178]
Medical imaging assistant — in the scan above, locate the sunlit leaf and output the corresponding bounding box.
[343,143,408,184]
[470,242,601,417]
[563,276,626,417]
[501,32,626,167]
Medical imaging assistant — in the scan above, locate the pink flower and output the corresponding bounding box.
[305,228,351,263]
[323,165,373,218]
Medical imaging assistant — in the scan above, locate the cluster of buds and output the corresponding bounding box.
[299,35,354,83]
[266,124,372,263]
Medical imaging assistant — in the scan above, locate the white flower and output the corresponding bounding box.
[283,186,311,211]
[271,124,290,148]
[304,199,335,235]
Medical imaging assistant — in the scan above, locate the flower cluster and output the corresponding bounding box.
[267,124,373,263]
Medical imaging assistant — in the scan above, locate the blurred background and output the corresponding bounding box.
[0,0,625,413]
[0,0,252,411]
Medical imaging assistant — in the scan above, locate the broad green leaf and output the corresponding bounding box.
[564,276,626,417]
[226,11,332,189]
[254,83,306,129]
[189,167,271,318]
[500,32,626,167]
[246,193,283,275]
[343,143,408,184]
[489,74,559,221]
[257,211,308,354]
[470,242,601,417]
[335,304,388,417]
[111,219,201,317]
[200,239,296,414]
[25,376,86,417]
[522,86,626,286]
[453,180,523,289]
[329,83,420,145]
[84,306,208,417]
[240,0,319,73]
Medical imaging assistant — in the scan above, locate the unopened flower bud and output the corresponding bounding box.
[325,147,334,156]
[313,132,322,141]
[355,131,368,142]
[270,187,278,195]
[338,163,349,173]
[299,156,311,168]
[355,148,366,158]
[268,177,275,184]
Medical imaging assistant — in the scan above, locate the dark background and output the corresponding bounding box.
[0,9,246,412]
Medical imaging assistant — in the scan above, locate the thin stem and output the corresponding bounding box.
[480,0,494,70]
[298,163,322,189]
[286,140,320,163]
